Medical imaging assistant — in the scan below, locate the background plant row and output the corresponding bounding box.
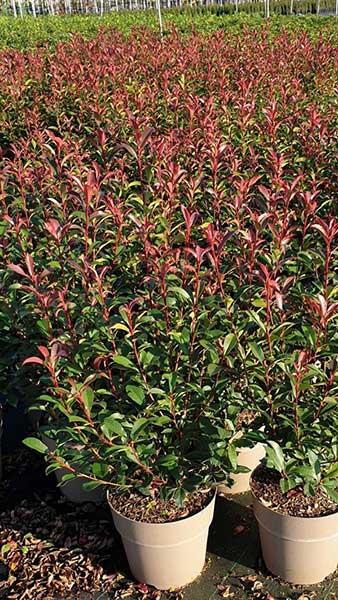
[0,12,337,49]
[180,0,337,17]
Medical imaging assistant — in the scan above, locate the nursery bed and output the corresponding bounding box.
[0,449,336,600]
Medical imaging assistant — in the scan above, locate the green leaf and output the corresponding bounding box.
[45,463,60,476]
[280,477,289,494]
[0,220,9,237]
[304,480,316,497]
[164,372,177,393]
[137,485,152,497]
[248,341,264,363]
[37,394,55,403]
[270,322,293,340]
[60,473,76,483]
[251,298,265,308]
[325,462,338,479]
[113,355,135,369]
[68,415,89,424]
[223,333,237,355]
[266,442,285,474]
[307,450,321,481]
[168,286,191,303]
[131,418,149,440]
[82,387,94,413]
[228,444,237,471]
[112,323,130,333]
[173,487,186,507]
[158,454,178,469]
[301,325,316,347]
[36,318,51,337]
[323,484,338,503]
[126,385,145,405]
[23,437,48,454]
[207,363,219,376]
[1,544,11,557]
[153,416,171,426]
[82,481,103,490]
[92,462,109,478]
[124,447,143,465]
[247,310,266,333]
[101,417,126,440]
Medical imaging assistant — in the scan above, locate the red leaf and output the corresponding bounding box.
[45,218,61,241]
[23,357,44,366]
[258,185,271,203]
[8,263,27,278]
[97,128,106,147]
[140,126,155,149]
[275,292,283,310]
[318,294,327,316]
[25,254,34,277]
[37,346,49,359]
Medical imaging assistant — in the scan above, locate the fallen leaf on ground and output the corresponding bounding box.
[217,583,234,597]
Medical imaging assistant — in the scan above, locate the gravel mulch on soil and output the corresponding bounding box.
[251,465,338,518]
[0,450,184,600]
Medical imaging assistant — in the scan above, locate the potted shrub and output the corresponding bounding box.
[22,278,241,590]
[239,215,338,584]
[14,173,245,588]
[2,134,259,587]
[249,344,338,584]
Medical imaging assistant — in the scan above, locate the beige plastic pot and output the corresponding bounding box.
[108,491,216,590]
[251,480,338,584]
[218,441,265,495]
[42,435,104,504]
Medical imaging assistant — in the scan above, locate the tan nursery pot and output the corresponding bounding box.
[250,475,338,585]
[42,435,104,504]
[218,441,265,495]
[108,491,216,590]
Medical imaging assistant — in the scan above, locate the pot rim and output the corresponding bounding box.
[107,488,216,527]
[249,467,338,523]
[235,440,265,454]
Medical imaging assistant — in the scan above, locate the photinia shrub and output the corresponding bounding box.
[225,208,338,500]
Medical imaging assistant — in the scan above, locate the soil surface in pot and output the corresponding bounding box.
[108,488,213,524]
[251,465,338,518]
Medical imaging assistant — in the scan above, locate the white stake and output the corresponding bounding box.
[156,0,163,38]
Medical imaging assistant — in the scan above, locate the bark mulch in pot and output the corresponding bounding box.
[0,450,184,600]
[108,488,214,524]
[251,464,338,518]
